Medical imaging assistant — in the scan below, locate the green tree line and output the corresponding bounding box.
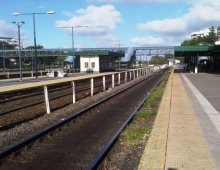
[0,41,16,49]
[148,25,220,64]
[181,26,220,46]
[149,53,175,65]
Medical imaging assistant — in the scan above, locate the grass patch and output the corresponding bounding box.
[119,71,171,145]
[121,125,151,145]
[162,72,170,82]
[143,86,164,108]
[135,110,157,120]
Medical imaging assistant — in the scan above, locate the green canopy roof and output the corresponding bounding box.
[174,45,220,56]
[67,50,124,57]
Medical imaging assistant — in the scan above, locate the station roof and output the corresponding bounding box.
[67,50,124,57]
[174,45,220,56]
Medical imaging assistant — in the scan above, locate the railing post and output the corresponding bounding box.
[44,85,50,114]
[112,74,114,88]
[72,81,76,103]
[103,76,105,92]
[118,73,120,85]
[133,70,135,79]
[91,78,94,96]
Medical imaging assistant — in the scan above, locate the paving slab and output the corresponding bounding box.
[138,67,219,170]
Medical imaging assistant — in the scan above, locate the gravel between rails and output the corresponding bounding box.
[0,73,152,152]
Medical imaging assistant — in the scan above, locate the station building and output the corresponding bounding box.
[64,50,124,73]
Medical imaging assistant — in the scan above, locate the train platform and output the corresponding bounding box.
[138,66,220,170]
[0,72,106,93]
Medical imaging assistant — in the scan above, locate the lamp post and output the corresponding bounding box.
[12,21,25,81]
[2,41,5,72]
[31,48,34,72]
[57,25,88,74]
[147,55,149,66]
[13,11,55,79]
[31,43,44,72]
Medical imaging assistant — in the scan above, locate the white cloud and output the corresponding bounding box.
[191,28,210,35]
[92,34,120,47]
[61,11,75,17]
[136,0,220,41]
[74,41,88,48]
[87,0,186,3]
[56,5,122,44]
[70,34,120,48]
[135,0,220,44]
[0,20,28,46]
[0,20,16,37]
[131,36,164,46]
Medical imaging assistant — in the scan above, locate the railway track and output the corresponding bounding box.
[0,75,120,130]
[0,68,169,169]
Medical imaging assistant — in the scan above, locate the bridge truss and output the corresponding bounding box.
[0,46,175,59]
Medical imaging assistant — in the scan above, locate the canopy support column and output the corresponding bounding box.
[194,53,199,74]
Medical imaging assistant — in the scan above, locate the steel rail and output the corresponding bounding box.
[0,77,114,117]
[87,70,170,170]
[0,71,158,164]
[0,74,126,117]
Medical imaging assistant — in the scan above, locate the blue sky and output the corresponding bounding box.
[0,0,220,49]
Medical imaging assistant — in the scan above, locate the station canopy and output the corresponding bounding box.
[174,45,220,57]
[67,50,124,57]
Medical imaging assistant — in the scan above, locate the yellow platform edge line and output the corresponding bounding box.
[138,67,173,170]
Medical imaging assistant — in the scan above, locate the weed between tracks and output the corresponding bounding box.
[99,70,171,170]
[120,71,170,145]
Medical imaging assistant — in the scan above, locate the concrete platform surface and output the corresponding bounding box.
[138,67,220,170]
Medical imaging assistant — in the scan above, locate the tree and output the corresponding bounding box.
[181,36,208,46]
[0,41,17,49]
[164,53,174,60]
[206,26,219,45]
[149,55,167,65]
[25,45,44,49]
[217,26,220,38]
[181,26,220,46]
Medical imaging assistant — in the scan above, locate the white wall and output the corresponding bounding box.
[80,56,100,73]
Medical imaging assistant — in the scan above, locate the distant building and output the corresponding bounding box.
[191,30,220,45]
[191,31,206,39]
[0,37,24,49]
[62,51,124,73]
[168,59,180,66]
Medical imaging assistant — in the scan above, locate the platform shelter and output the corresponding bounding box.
[174,45,220,73]
[67,51,124,73]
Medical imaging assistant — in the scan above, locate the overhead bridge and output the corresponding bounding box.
[0,46,175,62]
